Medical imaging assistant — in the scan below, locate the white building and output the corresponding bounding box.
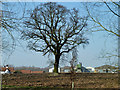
[0,65,11,74]
[0,69,11,74]
[49,68,61,73]
[86,67,95,72]
[0,71,6,74]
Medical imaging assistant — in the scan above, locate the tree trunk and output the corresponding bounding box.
[53,54,60,73]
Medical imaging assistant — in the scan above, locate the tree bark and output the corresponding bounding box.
[53,53,60,73]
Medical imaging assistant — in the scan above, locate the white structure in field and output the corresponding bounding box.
[0,65,11,74]
[49,68,61,73]
[0,71,5,74]
[86,67,95,72]
[0,69,11,74]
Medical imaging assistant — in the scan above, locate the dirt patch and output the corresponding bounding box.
[2,73,119,89]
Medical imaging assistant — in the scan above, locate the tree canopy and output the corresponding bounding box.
[22,2,89,73]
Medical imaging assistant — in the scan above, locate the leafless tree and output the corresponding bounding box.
[0,2,18,67]
[70,47,78,89]
[85,2,120,65]
[86,2,120,37]
[1,2,28,65]
[1,2,27,50]
[21,2,89,73]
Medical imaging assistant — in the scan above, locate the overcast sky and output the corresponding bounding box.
[2,2,118,68]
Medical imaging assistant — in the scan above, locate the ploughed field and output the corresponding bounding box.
[2,73,119,89]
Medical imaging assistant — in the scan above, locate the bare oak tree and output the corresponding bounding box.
[22,2,88,73]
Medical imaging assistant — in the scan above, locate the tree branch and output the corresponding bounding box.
[104,2,120,17]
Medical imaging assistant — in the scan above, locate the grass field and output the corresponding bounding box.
[1,73,119,89]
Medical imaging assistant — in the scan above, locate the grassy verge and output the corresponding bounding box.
[2,85,52,89]
[2,85,118,90]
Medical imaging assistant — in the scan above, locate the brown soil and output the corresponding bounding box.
[2,73,119,89]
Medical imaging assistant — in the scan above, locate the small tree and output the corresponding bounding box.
[70,47,78,89]
[22,2,88,73]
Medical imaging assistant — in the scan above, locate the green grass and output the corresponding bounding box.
[1,85,98,90]
[2,85,68,89]
[2,85,52,89]
[2,85,114,90]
